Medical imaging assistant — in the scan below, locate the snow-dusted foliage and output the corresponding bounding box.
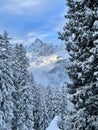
[45,86,54,122]
[51,87,61,118]
[0,31,14,130]
[12,44,34,130]
[33,88,42,130]
[39,97,49,130]
[58,86,68,130]
[45,86,63,122]
[59,0,98,129]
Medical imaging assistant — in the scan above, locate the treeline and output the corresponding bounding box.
[0,31,67,130]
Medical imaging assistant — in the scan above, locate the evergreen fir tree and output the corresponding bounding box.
[59,0,98,129]
[52,87,61,117]
[58,86,68,130]
[33,87,41,130]
[45,86,54,122]
[0,32,14,130]
[39,97,49,130]
[12,44,34,130]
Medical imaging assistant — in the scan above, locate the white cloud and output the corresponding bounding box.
[27,32,51,40]
[0,0,60,15]
[19,0,40,7]
[27,32,50,39]
[1,0,41,14]
[12,39,24,44]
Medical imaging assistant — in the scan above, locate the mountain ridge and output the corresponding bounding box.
[26,38,70,86]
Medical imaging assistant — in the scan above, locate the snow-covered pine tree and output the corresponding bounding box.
[0,31,14,130]
[59,0,98,129]
[33,87,41,130]
[52,87,61,117]
[58,86,68,130]
[12,44,34,130]
[39,97,49,130]
[45,86,54,122]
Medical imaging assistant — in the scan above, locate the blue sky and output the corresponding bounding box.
[0,0,67,43]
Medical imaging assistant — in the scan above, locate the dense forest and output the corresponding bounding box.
[0,0,98,130]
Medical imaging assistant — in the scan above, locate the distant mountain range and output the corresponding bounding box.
[26,38,71,87]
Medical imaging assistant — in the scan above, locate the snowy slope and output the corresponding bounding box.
[46,116,61,130]
[26,38,70,87]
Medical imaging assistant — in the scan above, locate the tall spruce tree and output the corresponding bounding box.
[33,87,41,130]
[39,97,49,130]
[0,32,14,130]
[12,44,34,130]
[52,87,61,117]
[58,86,68,130]
[45,86,54,122]
[59,0,98,129]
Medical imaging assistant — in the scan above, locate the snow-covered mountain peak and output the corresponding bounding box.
[34,38,43,44]
[27,38,61,57]
[26,40,70,87]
